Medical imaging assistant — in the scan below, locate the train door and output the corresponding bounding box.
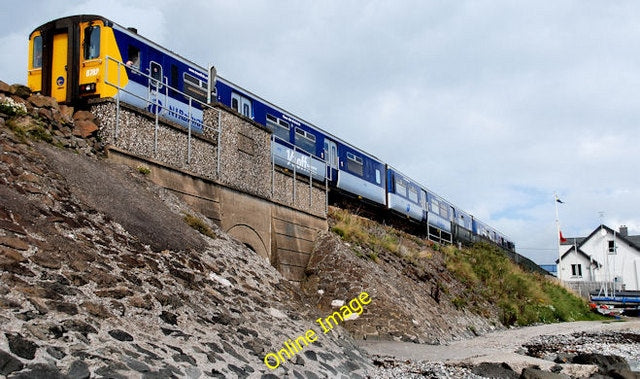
[51,32,69,102]
[148,61,164,114]
[231,92,252,118]
[323,139,338,181]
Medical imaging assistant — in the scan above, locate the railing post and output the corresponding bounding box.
[271,135,275,198]
[292,147,297,204]
[187,97,192,164]
[216,109,221,177]
[309,167,313,208]
[154,90,159,157]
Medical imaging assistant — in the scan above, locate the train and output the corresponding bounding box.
[27,14,515,251]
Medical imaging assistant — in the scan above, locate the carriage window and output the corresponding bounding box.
[294,127,316,153]
[346,152,364,176]
[375,169,381,184]
[183,72,207,102]
[395,177,407,197]
[440,203,449,219]
[32,35,42,68]
[430,198,440,215]
[408,187,418,203]
[127,46,140,69]
[84,25,101,60]
[267,114,290,142]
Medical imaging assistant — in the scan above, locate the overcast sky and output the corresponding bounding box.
[2,1,639,264]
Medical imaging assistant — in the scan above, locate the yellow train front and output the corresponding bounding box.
[27,15,126,104]
[27,15,209,131]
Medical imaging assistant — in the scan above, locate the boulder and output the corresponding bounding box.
[10,84,31,98]
[72,110,95,122]
[72,119,98,138]
[58,105,74,123]
[28,94,59,110]
[0,81,11,94]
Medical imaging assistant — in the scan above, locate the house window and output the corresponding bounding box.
[571,264,582,277]
[608,240,616,254]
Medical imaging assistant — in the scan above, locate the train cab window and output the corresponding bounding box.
[32,35,43,68]
[127,46,140,69]
[267,114,290,142]
[83,25,101,60]
[346,152,363,176]
[294,127,316,153]
[150,62,162,88]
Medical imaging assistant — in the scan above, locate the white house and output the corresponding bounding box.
[557,225,640,291]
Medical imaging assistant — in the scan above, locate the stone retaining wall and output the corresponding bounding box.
[90,99,328,281]
[92,100,219,181]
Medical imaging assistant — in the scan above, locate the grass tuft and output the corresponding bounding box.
[183,214,217,239]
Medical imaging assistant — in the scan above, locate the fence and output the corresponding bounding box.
[102,56,327,215]
[104,56,221,174]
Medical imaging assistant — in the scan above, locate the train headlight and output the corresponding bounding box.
[79,83,96,94]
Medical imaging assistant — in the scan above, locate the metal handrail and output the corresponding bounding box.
[270,134,328,210]
[104,56,221,174]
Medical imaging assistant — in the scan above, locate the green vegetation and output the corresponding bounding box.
[183,213,217,239]
[137,165,151,175]
[0,97,28,116]
[6,118,52,144]
[444,242,604,326]
[329,207,428,262]
[329,207,604,327]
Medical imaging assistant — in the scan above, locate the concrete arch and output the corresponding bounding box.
[226,223,269,260]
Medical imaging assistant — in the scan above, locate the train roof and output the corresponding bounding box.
[30,14,207,77]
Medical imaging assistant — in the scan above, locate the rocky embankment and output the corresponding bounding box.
[302,231,502,345]
[2,82,639,379]
[0,82,372,377]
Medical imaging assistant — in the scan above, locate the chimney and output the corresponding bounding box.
[620,225,628,237]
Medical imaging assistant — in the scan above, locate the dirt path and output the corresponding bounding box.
[358,319,640,373]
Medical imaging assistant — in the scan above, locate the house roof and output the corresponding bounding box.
[559,224,640,261]
[556,245,602,267]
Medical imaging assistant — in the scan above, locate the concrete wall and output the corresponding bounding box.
[92,99,327,283]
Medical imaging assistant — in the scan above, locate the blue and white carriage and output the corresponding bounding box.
[28,14,515,251]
